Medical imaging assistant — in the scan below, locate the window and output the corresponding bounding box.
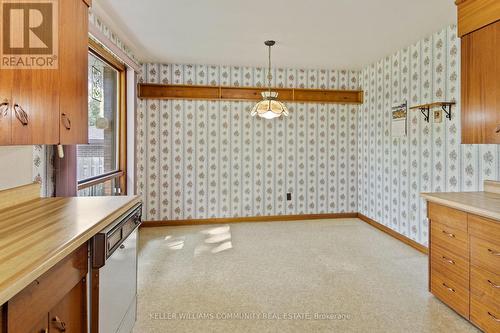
[77,41,126,196]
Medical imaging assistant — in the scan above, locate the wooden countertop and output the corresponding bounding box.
[421,191,500,222]
[0,195,141,306]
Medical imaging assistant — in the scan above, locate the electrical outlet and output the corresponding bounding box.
[286,193,292,201]
[434,110,442,123]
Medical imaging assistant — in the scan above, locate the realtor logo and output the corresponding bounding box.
[0,0,58,69]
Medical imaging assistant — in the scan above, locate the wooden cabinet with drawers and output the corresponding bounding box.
[428,202,500,332]
[0,0,91,145]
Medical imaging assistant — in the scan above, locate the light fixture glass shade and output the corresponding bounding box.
[251,91,289,119]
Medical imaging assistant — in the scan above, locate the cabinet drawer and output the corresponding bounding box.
[469,214,500,244]
[429,203,467,231]
[7,244,88,333]
[471,266,500,308]
[471,296,500,333]
[431,244,469,288]
[431,220,469,259]
[471,236,500,276]
[431,270,469,318]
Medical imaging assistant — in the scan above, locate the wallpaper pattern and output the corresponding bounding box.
[32,145,55,197]
[358,24,500,246]
[137,65,360,221]
[88,10,140,66]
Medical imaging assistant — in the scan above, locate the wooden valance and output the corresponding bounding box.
[138,84,364,104]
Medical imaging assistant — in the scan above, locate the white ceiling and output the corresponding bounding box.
[93,0,456,70]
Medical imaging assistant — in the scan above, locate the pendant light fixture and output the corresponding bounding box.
[251,40,289,120]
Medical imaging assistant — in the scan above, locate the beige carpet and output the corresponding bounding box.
[133,218,479,333]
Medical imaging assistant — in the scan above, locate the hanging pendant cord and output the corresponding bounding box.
[268,44,272,94]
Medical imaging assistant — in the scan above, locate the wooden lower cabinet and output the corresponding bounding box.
[24,315,48,333]
[3,244,88,333]
[471,296,500,333]
[430,269,470,318]
[49,281,87,333]
[428,202,500,332]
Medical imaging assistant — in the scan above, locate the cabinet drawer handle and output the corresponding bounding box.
[496,126,500,134]
[441,256,455,265]
[488,312,500,322]
[441,230,455,238]
[488,248,500,256]
[0,100,8,117]
[442,283,455,293]
[13,104,28,126]
[487,280,500,288]
[61,113,71,130]
[52,316,66,332]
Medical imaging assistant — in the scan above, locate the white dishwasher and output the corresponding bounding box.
[91,204,142,333]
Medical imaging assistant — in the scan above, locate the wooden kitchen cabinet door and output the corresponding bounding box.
[0,70,13,145]
[0,0,90,146]
[26,315,49,333]
[11,69,60,145]
[461,20,500,144]
[48,280,87,333]
[58,0,89,144]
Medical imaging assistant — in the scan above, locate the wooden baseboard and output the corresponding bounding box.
[141,211,429,255]
[357,213,428,254]
[141,212,358,227]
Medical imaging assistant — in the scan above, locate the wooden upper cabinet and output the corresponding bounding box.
[456,0,500,37]
[0,70,12,145]
[457,0,500,144]
[0,0,90,145]
[461,20,499,144]
[11,69,60,145]
[59,0,89,144]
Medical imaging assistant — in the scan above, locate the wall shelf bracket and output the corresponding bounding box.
[420,106,430,123]
[409,101,455,123]
[442,104,452,120]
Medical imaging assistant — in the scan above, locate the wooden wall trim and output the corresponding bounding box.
[89,38,126,72]
[141,212,429,255]
[456,0,500,37]
[357,213,429,254]
[141,212,359,227]
[138,83,364,105]
[55,145,78,197]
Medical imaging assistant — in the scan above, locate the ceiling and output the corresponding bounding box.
[92,0,456,70]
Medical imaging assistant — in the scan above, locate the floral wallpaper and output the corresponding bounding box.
[137,64,360,221]
[358,24,500,246]
[88,10,140,67]
[32,145,55,197]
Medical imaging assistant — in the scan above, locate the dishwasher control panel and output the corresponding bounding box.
[92,203,142,269]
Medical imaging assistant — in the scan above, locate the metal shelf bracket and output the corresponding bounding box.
[442,104,452,120]
[420,106,430,123]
